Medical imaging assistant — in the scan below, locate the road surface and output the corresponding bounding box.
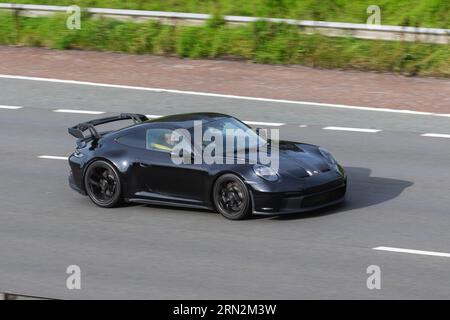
[0,77,449,299]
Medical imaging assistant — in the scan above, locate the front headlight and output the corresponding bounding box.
[319,147,337,165]
[253,164,279,182]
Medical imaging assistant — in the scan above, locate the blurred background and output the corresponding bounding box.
[0,0,448,77]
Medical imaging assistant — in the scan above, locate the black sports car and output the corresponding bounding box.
[68,112,346,220]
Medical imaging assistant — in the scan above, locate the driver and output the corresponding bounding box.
[151,131,176,152]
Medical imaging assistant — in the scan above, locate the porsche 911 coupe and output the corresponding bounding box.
[68,112,346,220]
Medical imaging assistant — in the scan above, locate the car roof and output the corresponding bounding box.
[106,112,234,139]
[144,112,231,129]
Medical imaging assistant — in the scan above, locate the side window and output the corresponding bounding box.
[116,130,146,149]
[146,128,177,152]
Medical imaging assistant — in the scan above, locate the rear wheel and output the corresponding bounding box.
[213,174,251,220]
[84,160,122,208]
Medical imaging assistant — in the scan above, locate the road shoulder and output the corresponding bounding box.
[0,46,449,113]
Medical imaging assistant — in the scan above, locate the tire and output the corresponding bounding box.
[213,174,251,220]
[84,160,123,208]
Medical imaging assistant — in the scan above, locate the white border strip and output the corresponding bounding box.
[374,246,450,258]
[54,109,105,115]
[323,126,381,133]
[1,74,449,117]
[38,155,68,160]
[422,133,450,139]
[0,105,23,109]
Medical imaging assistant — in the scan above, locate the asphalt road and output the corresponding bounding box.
[0,78,450,299]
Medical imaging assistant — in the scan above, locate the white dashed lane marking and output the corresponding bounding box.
[243,121,285,127]
[374,246,450,258]
[53,109,105,115]
[0,105,23,109]
[2,103,450,139]
[422,133,450,139]
[38,155,68,160]
[323,126,381,133]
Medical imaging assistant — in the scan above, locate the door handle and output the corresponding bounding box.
[139,162,152,168]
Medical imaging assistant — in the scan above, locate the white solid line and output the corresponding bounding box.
[1,74,449,117]
[0,105,23,109]
[433,114,450,118]
[422,133,450,139]
[145,114,163,119]
[53,109,105,115]
[38,155,68,160]
[323,126,381,133]
[243,121,285,127]
[373,246,450,258]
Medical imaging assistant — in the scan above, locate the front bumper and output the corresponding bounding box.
[251,177,347,215]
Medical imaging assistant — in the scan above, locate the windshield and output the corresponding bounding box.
[196,117,267,154]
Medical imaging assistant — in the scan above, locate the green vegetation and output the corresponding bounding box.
[0,14,448,77]
[13,0,450,28]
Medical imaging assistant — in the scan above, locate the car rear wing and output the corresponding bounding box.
[68,113,148,139]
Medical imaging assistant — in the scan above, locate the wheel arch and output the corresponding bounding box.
[209,171,254,213]
[82,157,122,182]
[82,157,126,199]
[83,157,125,207]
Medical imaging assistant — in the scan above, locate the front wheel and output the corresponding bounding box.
[213,174,251,220]
[84,160,122,208]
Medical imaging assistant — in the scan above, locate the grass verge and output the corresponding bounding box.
[0,13,448,77]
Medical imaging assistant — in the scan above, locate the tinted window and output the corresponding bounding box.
[117,128,190,153]
[146,128,177,152]
[116,130,146,149]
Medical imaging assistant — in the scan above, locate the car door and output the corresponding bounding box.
[137,127,209,205]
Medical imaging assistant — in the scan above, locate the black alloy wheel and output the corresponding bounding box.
[84,160,122,208]
[213,174,251,220]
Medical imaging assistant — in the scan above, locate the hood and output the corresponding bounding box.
[276,141,331,179]
[233,140,330,179]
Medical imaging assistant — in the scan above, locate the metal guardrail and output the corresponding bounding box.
[0,3,449,44]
